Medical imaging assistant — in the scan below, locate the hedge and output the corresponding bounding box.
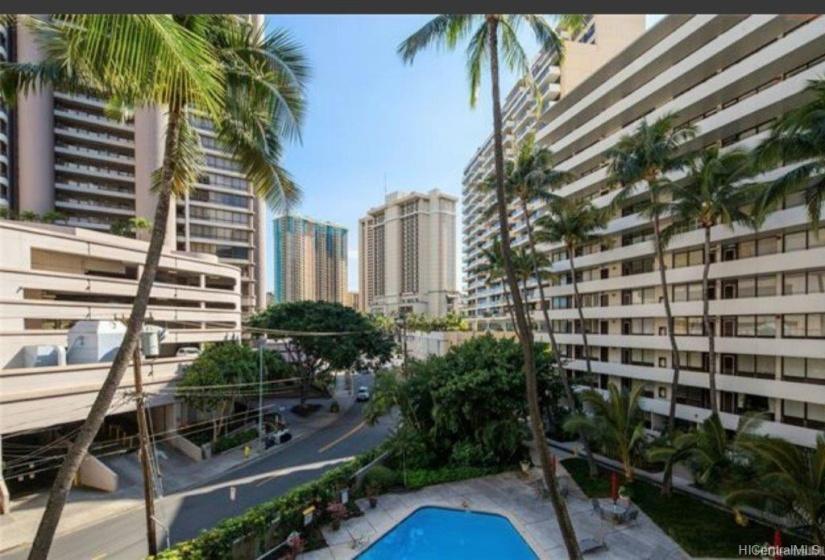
[153,445,386,559]
[403,466,503,490]
[212,428,258,455]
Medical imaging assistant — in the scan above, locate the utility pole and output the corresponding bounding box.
[132,344,158,556]
[257,335,266,451]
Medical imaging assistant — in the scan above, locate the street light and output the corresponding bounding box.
[395,314,408,377]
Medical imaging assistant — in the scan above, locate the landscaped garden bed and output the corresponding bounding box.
[562,457,811,558]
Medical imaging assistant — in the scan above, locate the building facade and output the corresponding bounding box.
[0,24,10,211]
[345,291,360,310]
[462,15,825,448]
[272,214,348,304]
[4,15,268,318]
[0,220,242,503]
[359,189,458,317]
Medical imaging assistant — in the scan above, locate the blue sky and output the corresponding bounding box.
[264,15,664,293]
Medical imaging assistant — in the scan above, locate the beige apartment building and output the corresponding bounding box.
[6,16,268,318]
[463,15,825,448]
[359,189,459,317]
[272,214,348,304]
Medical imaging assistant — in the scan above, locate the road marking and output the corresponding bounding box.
[317,421,366,454]
[254,456,353,487]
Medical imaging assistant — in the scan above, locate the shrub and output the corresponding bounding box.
[213,428,258,455]
[404,466,503,490]
[363,465,399,493]
[448,442,495,468]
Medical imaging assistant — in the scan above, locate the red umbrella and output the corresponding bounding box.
[611,472,619,503]
[773,529,783,560]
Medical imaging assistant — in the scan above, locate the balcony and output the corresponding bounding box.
[55,160,135,182]
[55,181,135,200]
[56,197,133,217]
[55,125,133,148]
[54,107,133,131]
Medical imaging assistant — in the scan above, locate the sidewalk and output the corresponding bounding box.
[0,382,358,554]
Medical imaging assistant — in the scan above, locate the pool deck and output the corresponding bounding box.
[303,466,688,560]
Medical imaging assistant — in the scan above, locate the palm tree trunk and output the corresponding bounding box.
[28,106,184,560]
[502,281,518,335]
[702,225,718,414]
[486,18,581,560]
[652,209,682,435]
[568,248,594,390]
[522,202,598,477]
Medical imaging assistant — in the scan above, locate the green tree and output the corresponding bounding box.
[399,15,585,556]
[753,79,825,228]
[110,216,153,237]
[726,435,825,547]
[176,342,258,441]
[535,197,608,390]
[19,210,40,222]
[648,412,761,496]
[605,114,696,435]
[365,335,564,469]
[666,147,760,415]
[564,383,646,481]
[1,15,308,558]
[249,301,394,406]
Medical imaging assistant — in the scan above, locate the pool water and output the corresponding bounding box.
[355,506,539,560]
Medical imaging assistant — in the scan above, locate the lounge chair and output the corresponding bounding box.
[579,537,608,555]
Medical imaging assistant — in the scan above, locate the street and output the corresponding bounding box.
[1,388,394,560]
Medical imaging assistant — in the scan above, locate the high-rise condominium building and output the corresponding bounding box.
[462,15,825,448]
[359,189,458,317]
[4,15,268,318]
[0,25,10,210]
[272,215,348,304]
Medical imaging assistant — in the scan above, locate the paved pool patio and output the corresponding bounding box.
[303,465,688,560]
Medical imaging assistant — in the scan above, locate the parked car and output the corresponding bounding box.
[356,386,370,402]
[176,346,200,358]
[264,424,292,449]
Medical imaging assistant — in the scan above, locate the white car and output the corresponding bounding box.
[176,347,200,358]
[356,386,370,402]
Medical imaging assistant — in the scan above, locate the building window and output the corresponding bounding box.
[783,314,825,338]
[672,249,703,269]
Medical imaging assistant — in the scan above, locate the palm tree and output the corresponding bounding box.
[666,147,760,415]
[535,197,608,390]
[1,15,308,559]
[753,79,825,228]
[483,136,600,475]
[399,14,585,557]
[727,434,825,547]
[476,237,518,331]
[565,383,647,482]
[648,411,762,496]
[605,114,696,435]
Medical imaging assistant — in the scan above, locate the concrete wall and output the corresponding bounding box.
[76,454,118,492]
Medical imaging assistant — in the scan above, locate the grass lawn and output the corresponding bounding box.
[562,458,810,558]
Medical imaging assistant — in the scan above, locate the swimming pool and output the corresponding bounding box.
[355,506,539,560]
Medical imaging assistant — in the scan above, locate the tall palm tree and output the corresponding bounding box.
[753,79,825,228]
[483,136,599,476]
[535,197,608,389]
[399,14,585,557]
[476,237,518,331]
[666,147,759,415]
[727,435,825,547]
[605,114,696,435]
[1,15,308,559]
[564,382,646,481]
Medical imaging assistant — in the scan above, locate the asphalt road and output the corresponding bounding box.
[2,382,395,560]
